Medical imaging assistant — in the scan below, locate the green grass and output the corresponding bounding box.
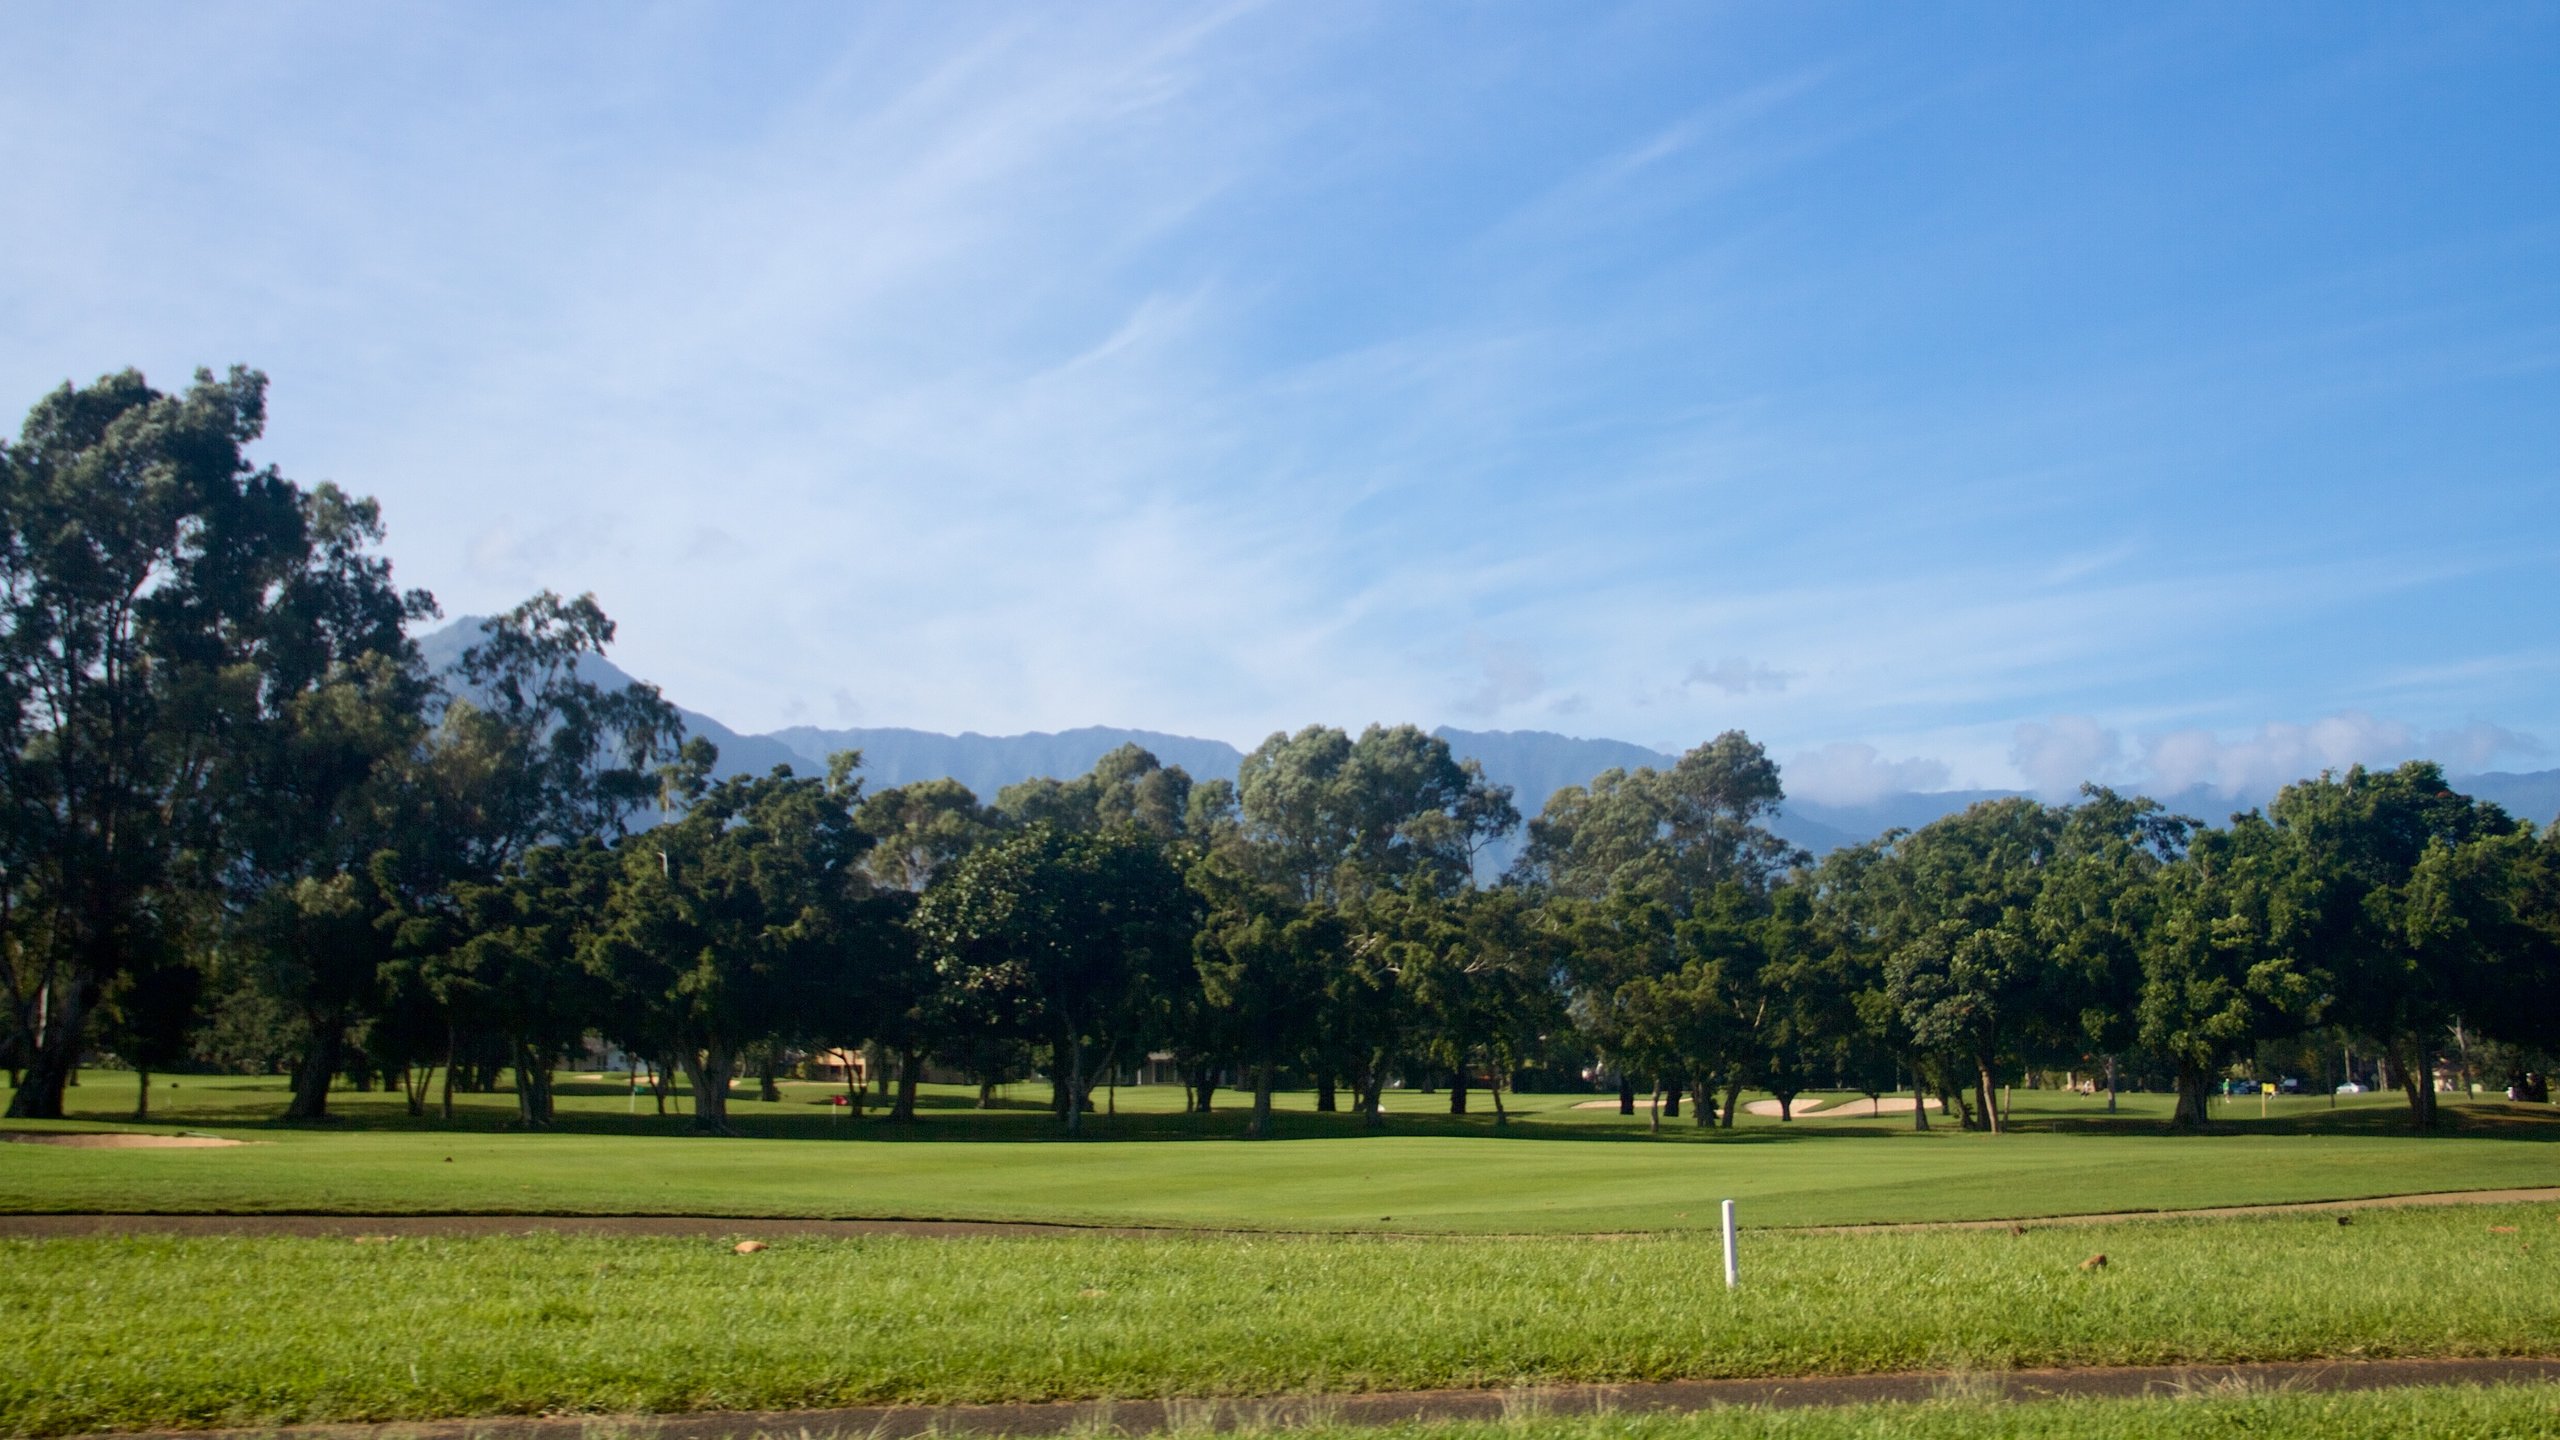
[4,1204,2556,1434]
[5,1075,2555,1231]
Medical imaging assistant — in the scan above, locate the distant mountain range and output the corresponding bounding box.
[417,620,2560,863]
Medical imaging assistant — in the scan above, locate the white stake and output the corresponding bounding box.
[1720,1199,1739,1289]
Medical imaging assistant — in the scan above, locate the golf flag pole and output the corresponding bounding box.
[1720,1199,1739,1288]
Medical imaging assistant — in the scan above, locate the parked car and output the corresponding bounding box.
[2335,1082,2365,1095]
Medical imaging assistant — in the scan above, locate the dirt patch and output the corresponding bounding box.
[1,1132,247,1149]
[47,1355,2560,1440]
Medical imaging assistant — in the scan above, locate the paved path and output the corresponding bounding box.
[4,1186,2554,1242]
[52,1356,2560,1440]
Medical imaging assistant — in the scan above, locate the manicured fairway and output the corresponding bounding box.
[6,1122,2557,1231]
[5,1204,2555,1434]
[7,1074,2556,1231]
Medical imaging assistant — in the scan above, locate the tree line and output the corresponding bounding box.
[4,367,2555,1134]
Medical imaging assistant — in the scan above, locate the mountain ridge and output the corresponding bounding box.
[413,618,2560,857]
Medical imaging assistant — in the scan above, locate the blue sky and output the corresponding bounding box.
[3,4,2555,803]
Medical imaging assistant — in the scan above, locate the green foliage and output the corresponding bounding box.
[0,366,437,1119]
[914,825,1196,1133]
[2137,814,2322,1127]
[2268,763,2524,1127]
[585,745,879,1133]
[1237,724,1516,902]
[1191,853,1343,1136]
[855,776,999,891]
[1512,732,1800,906]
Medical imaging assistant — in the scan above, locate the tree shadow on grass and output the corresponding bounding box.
[42,1075,2559,1147]
[2026,1100,2560,1142]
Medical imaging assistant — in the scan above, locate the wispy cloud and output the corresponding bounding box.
[2,4,2553,767]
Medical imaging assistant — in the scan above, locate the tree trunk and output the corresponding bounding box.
[1248,1057,1277,1139]
[1083,1041,1114,1120]
[975,1078,995,1109]
[1361,1073,1386,1130]
[1692,1080,1713,1127]
[2396,1034,2438,1130]
[512,1039,554,1129]
[682,1046,734,1135]
[2105,1054,2119,1115]
[1776,1091,1794,1122]
[1447,1067,1468,1114]
[1912,1080,1930,1131]
[5,984,87,1120]
[1647,1080,1662,1134]
[1489,1066,1509,1127]
[285,1024,343,1121]
[1976,1059,2002,1135]
[1719,1079,1741,1129]
[1065,1031,1085,1137]
[757,1056,782,1104]
[845,1067,865,1116]
[1617,1073,1636,1117]
[891,1044,921,1121]
[435,1028,456,1121]
[1315,1074,1337,1112]
[2169,1058,2212,1130]
[132,1067,150,1121]
[1663,1076,1680,1118]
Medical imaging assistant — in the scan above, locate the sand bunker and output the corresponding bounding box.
[1744,1096,1946,1119]
[1743,1097,1831,1117]
[2,1132,247,1148]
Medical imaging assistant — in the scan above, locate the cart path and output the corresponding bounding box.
[2,1185,2555,1241]
[46,1355,2560,1440]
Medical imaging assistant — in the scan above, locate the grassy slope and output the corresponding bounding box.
[3,1077,2554,1231]
[5,1205,2557,1434]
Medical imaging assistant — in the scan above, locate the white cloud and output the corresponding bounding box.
[2138,712,2548,796]
[1456,642,1547,716]
[1685,657,1792,696]
[2011,715,2123,798]
[2140,712,2413,797]
[2425,722,2545,772]
[1788,742,1951,806]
